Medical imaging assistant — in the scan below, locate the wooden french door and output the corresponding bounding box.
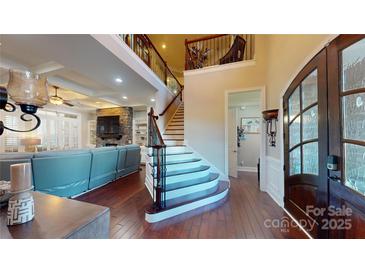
[284,34,365,238]
[327,35,365,238]
[283,49,328,238]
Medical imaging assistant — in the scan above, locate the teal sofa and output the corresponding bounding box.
[124,145,142,176]
[89,147,119,190]
[116,146,128,178]
[0,145,141,198]
[32,150,92,197]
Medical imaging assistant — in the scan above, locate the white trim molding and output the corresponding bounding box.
[237,166,258,172]
[224,86,266,187]
[184,59,256,76]
[264,156,284,207]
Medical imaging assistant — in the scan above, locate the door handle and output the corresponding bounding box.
[328,175,341,183]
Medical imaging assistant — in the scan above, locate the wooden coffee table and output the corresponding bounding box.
[0,191,110,239]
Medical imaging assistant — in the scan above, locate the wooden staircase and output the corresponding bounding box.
[145,103,230,223]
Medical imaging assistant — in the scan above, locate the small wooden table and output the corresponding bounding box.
[0,192,110,239]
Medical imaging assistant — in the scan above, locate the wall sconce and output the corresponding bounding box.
[262,109,279,147]
[0,70,49,136]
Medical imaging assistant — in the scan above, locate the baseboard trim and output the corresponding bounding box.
[237,166,257,172]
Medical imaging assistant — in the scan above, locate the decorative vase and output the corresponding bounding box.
[7,191,34,225]
[6,163,35,226]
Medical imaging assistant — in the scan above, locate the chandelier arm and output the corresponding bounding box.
[2,113,41,133]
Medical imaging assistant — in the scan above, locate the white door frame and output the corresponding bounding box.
[224,86,267,191]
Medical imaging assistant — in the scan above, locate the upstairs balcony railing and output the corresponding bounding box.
[185,34,255,70]
[120,34,183,94]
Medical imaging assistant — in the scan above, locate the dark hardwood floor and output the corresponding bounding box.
[75,167,308,239]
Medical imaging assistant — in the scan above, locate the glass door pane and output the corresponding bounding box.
[289,115,301,148]
[289,146,301,175]
[344,143,365,195]
[289,87,300,121]
[302,105,318,141]
[342,92,365,141]
[302,70,318,108]
[341,38,365,92]
[303,142,319,175]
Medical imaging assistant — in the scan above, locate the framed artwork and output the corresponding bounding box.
[240,117,260,133]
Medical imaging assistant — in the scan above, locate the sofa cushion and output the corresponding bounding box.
[125,145,141,168]
[33,149,90,158]
[32,153,92,197]
[89,148,119,189]
[116,146,127,178]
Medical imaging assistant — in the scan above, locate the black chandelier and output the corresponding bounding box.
[0,70,48,136]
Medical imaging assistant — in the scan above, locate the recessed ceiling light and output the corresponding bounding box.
[150,98,155,102]
[95,101,101,104]
[122,96,128,100]
[162,44,166,49]
[115,78,123,83]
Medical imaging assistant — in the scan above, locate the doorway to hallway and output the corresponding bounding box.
[226,89,264,180]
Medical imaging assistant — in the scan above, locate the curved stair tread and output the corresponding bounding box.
[165,172,219,191]
[149,158,202,167]
[152,165,210,178]
[145,180,229,215]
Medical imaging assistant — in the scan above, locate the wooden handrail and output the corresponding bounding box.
[120,34,183,92]
[142,35,183,89]
[148,107,165,147]
[159,89,183,116]
[147,107,166,210]
[185,34,227,45]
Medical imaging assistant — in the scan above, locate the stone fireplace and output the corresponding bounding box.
[96,107,133,147]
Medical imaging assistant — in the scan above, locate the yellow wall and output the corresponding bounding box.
[184,35,268,173]
[265,34,335,109]
[184,34,336,173]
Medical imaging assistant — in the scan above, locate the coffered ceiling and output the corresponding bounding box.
[0,34,157,108]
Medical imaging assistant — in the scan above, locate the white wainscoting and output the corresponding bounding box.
[264,156,284,207]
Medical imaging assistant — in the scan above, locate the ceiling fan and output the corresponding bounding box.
[49,86,74,107]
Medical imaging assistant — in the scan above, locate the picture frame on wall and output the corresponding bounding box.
[241,117,260,134]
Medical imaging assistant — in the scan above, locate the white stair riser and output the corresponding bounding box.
[152,160,202,173]
[166,177,220,200]
[148,153,194,162]
[145,188,228,223]
[165,169,210,185]
[148,146,188,154]
[145,168,210,186]
[164,130,184,134]
[167,126,184,130]
[164,140,185,146]
[163,134,184,139]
